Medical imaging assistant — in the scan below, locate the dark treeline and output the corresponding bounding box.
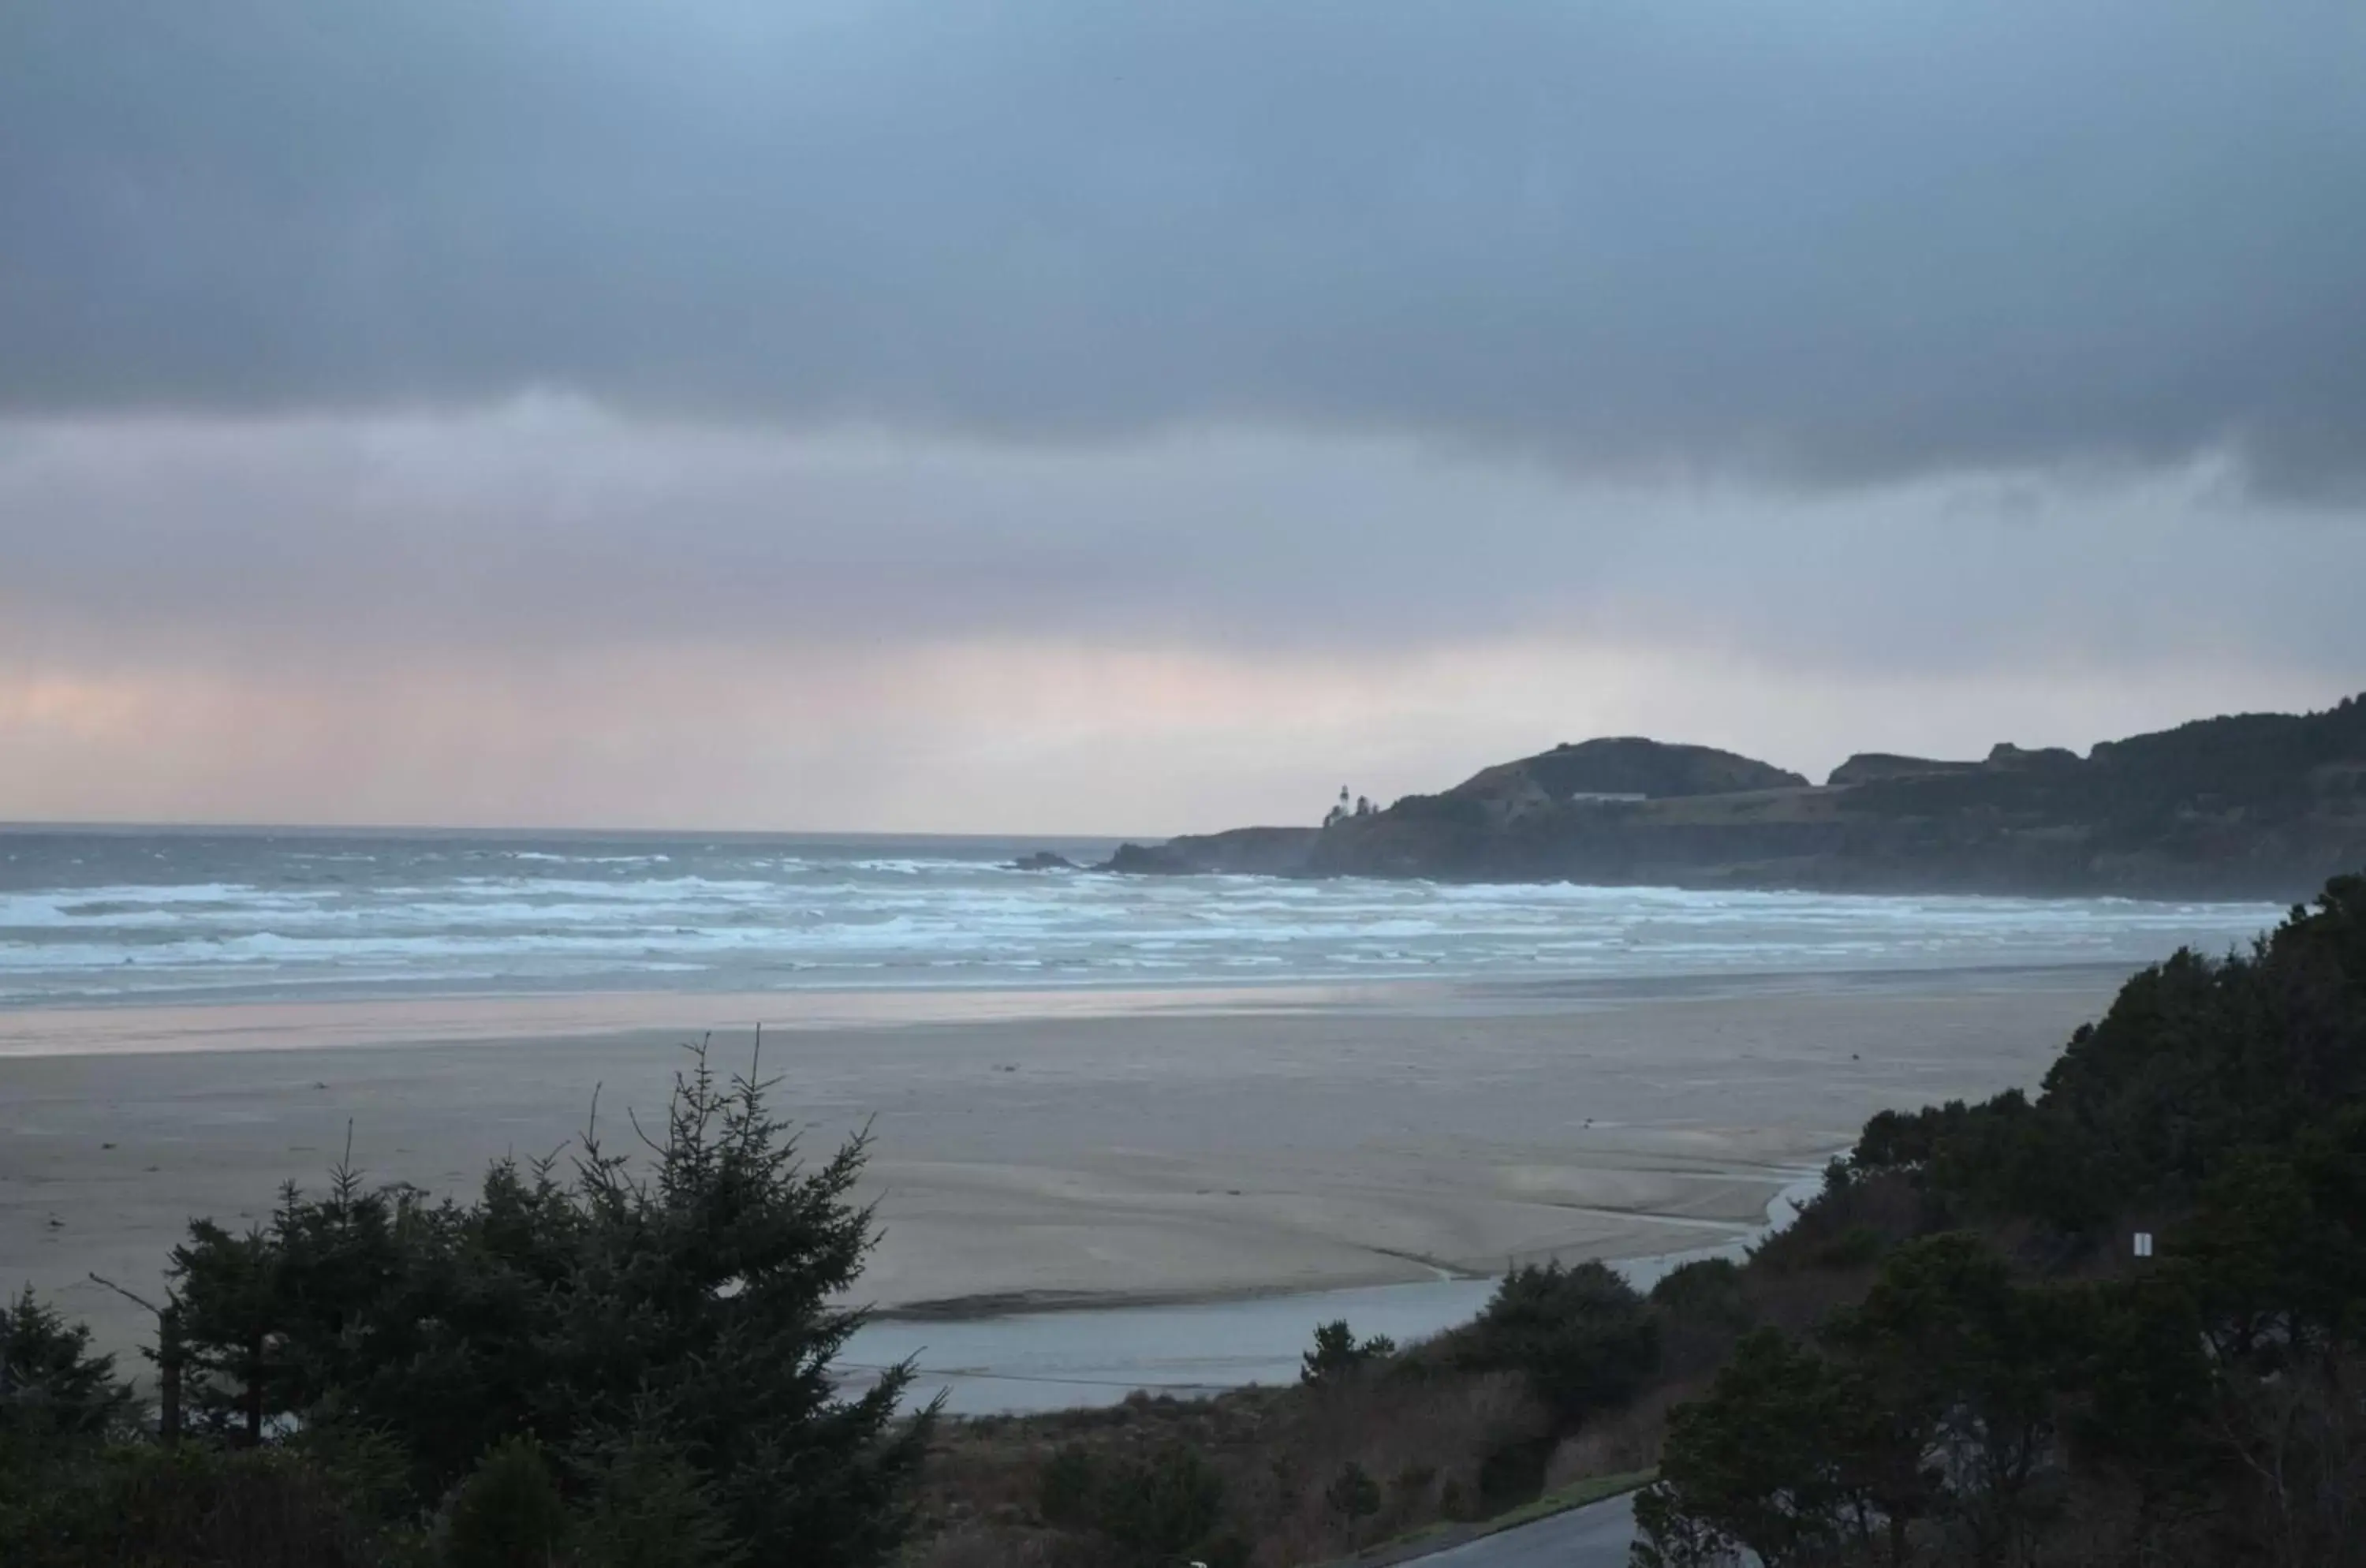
[1636,873,2366,1566]
[0,1044,933,1566]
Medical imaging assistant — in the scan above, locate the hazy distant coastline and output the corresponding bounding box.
[1103,694,2366,902]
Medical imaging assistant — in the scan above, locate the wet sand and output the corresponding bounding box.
[0,968,2122,1365]
[845,1170,1831,1413]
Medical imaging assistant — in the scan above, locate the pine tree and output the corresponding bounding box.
[165,1037,936,1565]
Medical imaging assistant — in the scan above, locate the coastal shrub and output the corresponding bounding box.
[1323,1459,1381,1523]
[1041,1443,1231,1566]
[1457,1260,1659,1428]
[1298,1319,1396,1386]
[439,1435,573,1568]
[1634,1329,1845,1568]
[1813,1223,1889,1270]
[1100,1446,1229,1566]
[0,1442,389,1568]
[1473,1434,1552,1512]
[1642,1238,2072,1568]
[1647,1258,1749,1327]
[1034,1443,1099,1528]
[1648,1258,1756,1382]
[567,1431,743,1568]
[1390,1462,1436,1509]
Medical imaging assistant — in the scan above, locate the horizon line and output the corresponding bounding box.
[0,817,1164,842]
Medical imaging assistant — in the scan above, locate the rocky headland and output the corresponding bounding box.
[1098,696,2366,901]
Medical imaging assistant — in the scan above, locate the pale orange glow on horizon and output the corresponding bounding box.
[0,636,2342,836]
[5,409,2359,834]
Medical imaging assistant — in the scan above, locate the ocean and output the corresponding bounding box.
[0,825,2286,1010]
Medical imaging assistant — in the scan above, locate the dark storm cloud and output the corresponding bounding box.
[4,1,2363,489]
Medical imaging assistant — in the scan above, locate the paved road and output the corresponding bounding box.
[1414,1492,1637,1567]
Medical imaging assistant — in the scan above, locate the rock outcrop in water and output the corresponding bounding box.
[1099,696,2366,901]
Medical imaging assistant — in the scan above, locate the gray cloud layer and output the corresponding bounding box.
[6,411,2364,688]
[6,1,2364,489]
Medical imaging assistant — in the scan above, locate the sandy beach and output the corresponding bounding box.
[0,966,2123,1365]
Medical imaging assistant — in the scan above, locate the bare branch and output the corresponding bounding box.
[86,1272,169,1317]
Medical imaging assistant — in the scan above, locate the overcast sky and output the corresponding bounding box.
[3,2,2362,832]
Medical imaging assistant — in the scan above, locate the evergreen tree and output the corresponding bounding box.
[0,1286,136,1448]
[165,1039,935,1565]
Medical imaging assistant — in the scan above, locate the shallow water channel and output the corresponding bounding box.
[842,1167,1829,1413]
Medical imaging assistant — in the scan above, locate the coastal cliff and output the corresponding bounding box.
[1099,695,2366,900]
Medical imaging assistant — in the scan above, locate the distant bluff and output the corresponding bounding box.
[1455,737,1807,806]
[1099,696,2366,901]
[1097,737,1794,876]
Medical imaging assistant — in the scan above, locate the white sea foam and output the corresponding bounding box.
[0,831,2286,1007]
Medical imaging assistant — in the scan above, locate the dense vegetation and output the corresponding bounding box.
[903,1267,1677,1567]
[905,1251,1774,1565]
[0,1043,933,1566]
[1636,873,2366,1565]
